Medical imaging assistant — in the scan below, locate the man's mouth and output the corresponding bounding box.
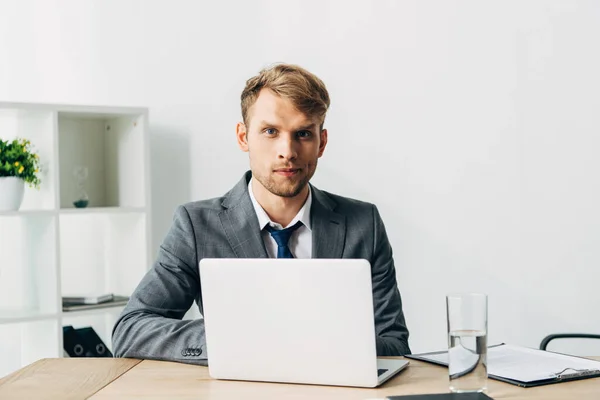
[274,168,301,177]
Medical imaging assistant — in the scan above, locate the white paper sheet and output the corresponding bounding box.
[416,344,600,383]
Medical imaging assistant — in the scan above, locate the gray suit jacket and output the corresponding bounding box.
[112,171,410,365]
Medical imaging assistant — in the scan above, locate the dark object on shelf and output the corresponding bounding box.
[62,295,129,312]
[78,327,113,357]
[63,326,113,357]
[63,326,86,357]
[73,199,89,208]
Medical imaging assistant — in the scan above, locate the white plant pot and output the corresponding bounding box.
[0,177,25,211]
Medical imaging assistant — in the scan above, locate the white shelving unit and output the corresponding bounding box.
[0,102,151,378]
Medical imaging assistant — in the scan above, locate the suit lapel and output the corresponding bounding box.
[310,185,346,259]
[219,172,346,259]
[219,171,268,258]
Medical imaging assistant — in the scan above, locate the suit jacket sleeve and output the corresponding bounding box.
[112,205,208,365]
[371,204,411,356]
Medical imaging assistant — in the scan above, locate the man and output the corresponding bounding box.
[112,63,410,365]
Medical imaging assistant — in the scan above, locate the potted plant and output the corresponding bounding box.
[0,138,41,211]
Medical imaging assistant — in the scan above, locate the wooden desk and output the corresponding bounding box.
[1,357,599,399]
[0,358,141,400]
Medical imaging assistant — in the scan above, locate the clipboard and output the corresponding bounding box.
[405,343,600,387]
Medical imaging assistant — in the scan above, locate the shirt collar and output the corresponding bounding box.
[248,178,312,231]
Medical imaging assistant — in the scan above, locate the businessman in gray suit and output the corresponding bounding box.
[112,63,410,365]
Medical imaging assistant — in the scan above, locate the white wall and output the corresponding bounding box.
[1,0,599,355]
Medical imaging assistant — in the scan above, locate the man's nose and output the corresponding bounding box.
[277,134,298,160]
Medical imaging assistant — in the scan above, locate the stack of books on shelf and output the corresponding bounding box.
[62,293,129,311]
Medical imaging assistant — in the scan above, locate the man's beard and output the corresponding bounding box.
[255,164,316,198]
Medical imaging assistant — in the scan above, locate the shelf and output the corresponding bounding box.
[57,112,147,209]
[0,102,150,378]
[62,295,129,315]
[61,304,127,318]
[0,214,58,315]
[0,102,146,115]
[0,210,57,217]
[0,108,58,210]
[0,208,141,217]
[60,212,148,298]
[0,311,59,325]
[59,207,145,215]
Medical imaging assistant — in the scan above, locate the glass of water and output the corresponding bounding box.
[446,293,488,393]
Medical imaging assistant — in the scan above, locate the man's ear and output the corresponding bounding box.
[318,129,328,157]
[236,122,249,152]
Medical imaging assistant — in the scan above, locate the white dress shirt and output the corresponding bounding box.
[248,179,312,259]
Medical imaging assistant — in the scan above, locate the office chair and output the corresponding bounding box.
[540,334,600,352]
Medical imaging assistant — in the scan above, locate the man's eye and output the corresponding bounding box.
[297,130,311,138]
[264,128,277,135]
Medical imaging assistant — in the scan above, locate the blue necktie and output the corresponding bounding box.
[265,221,303,258]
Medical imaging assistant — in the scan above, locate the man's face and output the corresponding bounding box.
[237,89,328,198]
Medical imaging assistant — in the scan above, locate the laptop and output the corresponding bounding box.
[199,258,409,387]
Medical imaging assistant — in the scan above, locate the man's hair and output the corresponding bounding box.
[241,63,331,129]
